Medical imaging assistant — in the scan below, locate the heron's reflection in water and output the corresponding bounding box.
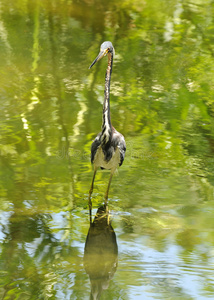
[84,205,118,300]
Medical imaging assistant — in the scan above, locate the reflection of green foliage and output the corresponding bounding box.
[0,0,214,299]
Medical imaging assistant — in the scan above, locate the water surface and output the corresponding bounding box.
[0,0,214,299]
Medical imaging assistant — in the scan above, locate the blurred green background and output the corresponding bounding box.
[0,0,214,299]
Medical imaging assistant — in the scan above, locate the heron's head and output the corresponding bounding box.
[89,41,115,69]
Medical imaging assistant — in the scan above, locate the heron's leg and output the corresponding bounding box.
[88,167,98,212]
[88,206,92,224]
[104,169,115,203]
[104,169,116,225]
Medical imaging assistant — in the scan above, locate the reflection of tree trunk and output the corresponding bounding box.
[0,5,12,64]
[21,0,40,163]
[32,0,40,72]
[48,6,75,208]
[29,0,41,111]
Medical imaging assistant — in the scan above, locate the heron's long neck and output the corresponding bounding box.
[101,53,113,145]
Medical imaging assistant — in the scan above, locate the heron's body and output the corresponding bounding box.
[93,143,121,170]
[88,41,126,203]
[92,129,125,170]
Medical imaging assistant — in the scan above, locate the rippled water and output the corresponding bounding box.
[1,0,214,299]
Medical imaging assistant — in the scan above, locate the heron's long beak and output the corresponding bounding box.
[89,49,107,69]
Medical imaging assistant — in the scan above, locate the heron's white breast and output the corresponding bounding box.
[94,146,120,170]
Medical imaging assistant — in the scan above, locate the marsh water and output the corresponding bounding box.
[1,0,214,299]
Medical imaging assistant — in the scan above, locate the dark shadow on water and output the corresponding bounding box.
[84,205,118,300]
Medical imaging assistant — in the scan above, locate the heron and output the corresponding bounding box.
[88,41,126,206]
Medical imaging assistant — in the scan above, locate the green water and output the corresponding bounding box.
[1,0,214,299]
